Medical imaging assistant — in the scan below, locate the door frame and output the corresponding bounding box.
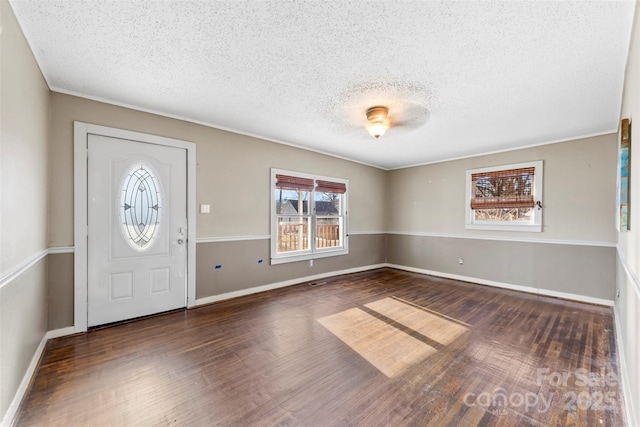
[74,122,197,332]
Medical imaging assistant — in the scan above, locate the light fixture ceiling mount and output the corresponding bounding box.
[366,106,390,139]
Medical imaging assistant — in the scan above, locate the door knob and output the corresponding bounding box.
[177,238,185,245]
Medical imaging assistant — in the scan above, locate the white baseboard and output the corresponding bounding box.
[1,336,47,427]
[614,305,637,427]
[195,262,614,308]
[385,263,614,306]
[0,327,78,427]
[614,307,637,427]
[46,326,78,339]
[195,263,387,306]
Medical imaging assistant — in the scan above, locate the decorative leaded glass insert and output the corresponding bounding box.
[119,163,162,250]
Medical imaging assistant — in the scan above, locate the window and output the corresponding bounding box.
[465,161,543,232]
[271,169,348,264]
[119,163,163,250]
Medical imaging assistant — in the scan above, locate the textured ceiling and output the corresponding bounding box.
[9,0,636,169]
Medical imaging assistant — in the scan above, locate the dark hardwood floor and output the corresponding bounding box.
[15,268,624,426]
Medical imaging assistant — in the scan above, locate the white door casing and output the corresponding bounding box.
[74,123,196,331]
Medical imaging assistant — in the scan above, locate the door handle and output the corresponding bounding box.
[177,238,185,245]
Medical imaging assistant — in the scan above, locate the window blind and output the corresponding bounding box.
[316,180,346,194]
[471,167,535,209]
[275,174,314,191]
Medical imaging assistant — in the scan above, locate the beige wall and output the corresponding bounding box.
[196,235,385,299]
[385,134,618,302]
[47,253,73,330]
[0,0,50,422]
[47,92,387,326]
[386,234,615,300]
[387,134,617,243]
[47,91,621,310]
[49,93,387,247]
[0,259,48,421]
[617,0,640,424]
[1,0,50,272]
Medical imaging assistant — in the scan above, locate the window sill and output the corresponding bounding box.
[465,223,542,232]
[270,248,349,265]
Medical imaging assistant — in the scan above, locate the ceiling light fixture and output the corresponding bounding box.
[366,106,390,139]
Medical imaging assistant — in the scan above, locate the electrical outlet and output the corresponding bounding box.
[309,259,314,267]
[458,258,464,265]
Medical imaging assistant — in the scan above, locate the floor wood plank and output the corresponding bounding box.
[14,268,624,426]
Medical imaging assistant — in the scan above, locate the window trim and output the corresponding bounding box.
[465,160,543,232]
[270,168,349,264]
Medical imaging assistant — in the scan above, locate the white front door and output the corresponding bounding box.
[87,134,187,327]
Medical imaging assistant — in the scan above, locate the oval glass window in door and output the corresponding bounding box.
[119,163,162,250]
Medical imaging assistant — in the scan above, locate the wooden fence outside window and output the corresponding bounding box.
[278,223,340,252]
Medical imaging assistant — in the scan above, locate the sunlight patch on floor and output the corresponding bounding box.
[318,298,469,378]
[318,307,436,377]
[365,297,469,346]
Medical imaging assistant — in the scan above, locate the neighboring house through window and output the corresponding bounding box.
[271,169,348,264]
[465,161,543,232]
